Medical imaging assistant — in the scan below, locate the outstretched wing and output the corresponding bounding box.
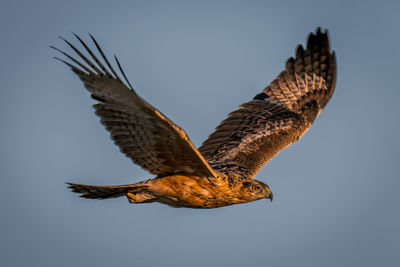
[52,34,216,178]
[199,28,336,179]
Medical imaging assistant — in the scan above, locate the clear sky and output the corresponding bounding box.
[1,0,399,266]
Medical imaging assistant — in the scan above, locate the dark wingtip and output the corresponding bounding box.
[71,31,81,40]
[296,44,305,58]
[306,27,332,53]
[66,182,78,193]
[91,94,106,102]
[66,182,86,196]
[253,92,270,101]
[58,35,68,43]
[313,27,329,39]
[53,56,72,66]
[114,54,135,90]
[50,45,65,54]
[88,33,97,44]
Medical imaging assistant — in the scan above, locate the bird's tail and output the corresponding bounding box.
[67,182,153,202]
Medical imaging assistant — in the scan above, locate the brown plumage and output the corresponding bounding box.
[54,28,336,208]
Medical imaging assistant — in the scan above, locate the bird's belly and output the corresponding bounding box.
[148,175,234,208]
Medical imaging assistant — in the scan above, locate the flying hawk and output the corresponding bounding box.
[53,28,336,208]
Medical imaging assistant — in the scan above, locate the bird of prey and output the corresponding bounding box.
[53,28,336,208]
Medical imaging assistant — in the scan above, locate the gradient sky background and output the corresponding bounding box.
[1,0,399,266]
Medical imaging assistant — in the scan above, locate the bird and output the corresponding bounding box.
[52,28,336,208]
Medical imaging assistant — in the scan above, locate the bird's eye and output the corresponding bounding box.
[251,185,260,192]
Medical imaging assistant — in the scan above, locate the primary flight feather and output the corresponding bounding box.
[53,28,336,208]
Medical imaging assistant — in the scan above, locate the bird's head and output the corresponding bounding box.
[240,180,273,202]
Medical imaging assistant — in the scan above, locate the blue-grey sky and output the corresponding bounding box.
[1,0,399,266]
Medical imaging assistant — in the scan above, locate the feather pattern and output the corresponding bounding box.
[52,34,216,178]
[199,28,336,179]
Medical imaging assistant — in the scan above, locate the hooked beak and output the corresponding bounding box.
[267,191,273,202]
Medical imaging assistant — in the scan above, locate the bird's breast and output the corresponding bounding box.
[148,175,235,208]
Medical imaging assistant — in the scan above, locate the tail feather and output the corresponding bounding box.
[67,182,147,199]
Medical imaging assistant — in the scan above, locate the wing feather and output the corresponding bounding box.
[53,34,216,178]
[199,28,336,179]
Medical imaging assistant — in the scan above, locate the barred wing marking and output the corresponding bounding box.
[199,28,336,178]
[53,34,216,178]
